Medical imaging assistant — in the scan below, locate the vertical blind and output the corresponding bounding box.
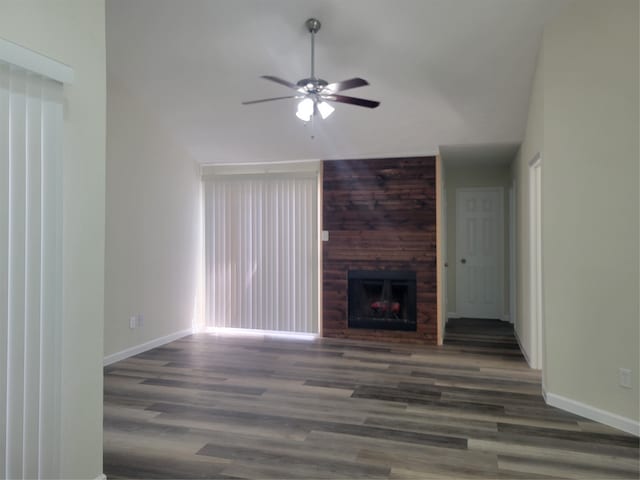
[0,61,63,479]
[204,173,318,333]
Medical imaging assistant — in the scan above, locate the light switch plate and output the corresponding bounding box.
[322,230,329,241]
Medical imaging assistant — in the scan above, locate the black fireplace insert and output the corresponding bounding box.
[348,270,417,331]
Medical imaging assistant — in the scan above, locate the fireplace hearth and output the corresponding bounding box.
[348,270,417,331]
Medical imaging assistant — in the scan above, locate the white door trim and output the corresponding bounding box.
[442,186,448,324]
[436,155,445,344]
[455,187,504,319]
[528,153,543,371]
[509,181,517,324]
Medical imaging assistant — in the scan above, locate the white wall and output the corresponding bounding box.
[543,0,639,425]
[0,1,106,477]
[444,165,511,320]
[514,0,639,428]
[104,73,201,358]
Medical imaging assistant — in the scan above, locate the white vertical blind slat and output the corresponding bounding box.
[266,180,272,330]
[7,65,27,480]
[204,175,317,333]
[215,185,220,326]
[289,181,295,332]
[251,182,256,328]
[38,77,62,478]
[204,186,211,328]
[0,60,10,480]
[23,72,43,479]
[274,179,281,330]
[299,184,305,332]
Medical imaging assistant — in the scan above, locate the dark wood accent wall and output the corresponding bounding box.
[322,157,437,344]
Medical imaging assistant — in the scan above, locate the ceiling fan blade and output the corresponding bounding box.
[260,75,299,90]
[324,94,380,109]
[324,77,369,93]
[241,95,298,105]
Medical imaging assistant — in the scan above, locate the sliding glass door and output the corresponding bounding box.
[204,172,318,333]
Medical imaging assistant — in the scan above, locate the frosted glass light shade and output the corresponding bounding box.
[296,97,314,121]
[317,101,335,119]
[318,102,335,120]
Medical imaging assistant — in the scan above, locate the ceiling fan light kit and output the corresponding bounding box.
[242,18,380,123]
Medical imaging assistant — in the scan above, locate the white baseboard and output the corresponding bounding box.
[544,388,639,437]
[104,328,193,366]
[95,474,106,480]
[501,314,510,323]
[447,312,460,319]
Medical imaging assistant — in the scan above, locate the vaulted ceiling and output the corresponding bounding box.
[106,0,566,164]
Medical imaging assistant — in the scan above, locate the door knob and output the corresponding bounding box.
[461,258,466,264]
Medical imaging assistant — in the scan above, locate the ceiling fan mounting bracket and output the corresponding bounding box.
[305,18,321,34]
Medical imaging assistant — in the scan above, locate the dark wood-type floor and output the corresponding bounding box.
[104,319,639,479]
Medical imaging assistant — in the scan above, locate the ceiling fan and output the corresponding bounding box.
[242,18,380,122]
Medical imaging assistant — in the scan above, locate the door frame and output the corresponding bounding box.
[436,155,445,344]
[455,187,504,319]
[509,181,517,324]
[528,153,544,371]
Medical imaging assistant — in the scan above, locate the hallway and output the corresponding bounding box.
[444,318,522,358]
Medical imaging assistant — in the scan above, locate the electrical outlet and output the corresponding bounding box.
[129,316,137,329]
[619,368,632,389]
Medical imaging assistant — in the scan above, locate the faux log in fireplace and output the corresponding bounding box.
[348,270,417,331]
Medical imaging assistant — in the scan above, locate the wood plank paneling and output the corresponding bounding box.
[322,157,437,343]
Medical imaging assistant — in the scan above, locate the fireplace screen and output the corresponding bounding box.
[348,270,417,331]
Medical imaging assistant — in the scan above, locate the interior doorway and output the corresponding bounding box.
[439,144,519,350]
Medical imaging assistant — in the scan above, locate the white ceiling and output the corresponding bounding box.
[106,0,566,165]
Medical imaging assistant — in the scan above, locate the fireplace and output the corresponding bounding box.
[322,157,437,343]
[348,270,417,331]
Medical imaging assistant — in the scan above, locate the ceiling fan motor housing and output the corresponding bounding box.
[296,77,328,93]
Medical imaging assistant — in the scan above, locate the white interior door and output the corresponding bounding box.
[455,188,503,319]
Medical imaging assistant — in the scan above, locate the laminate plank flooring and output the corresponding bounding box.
[104,320,639,479]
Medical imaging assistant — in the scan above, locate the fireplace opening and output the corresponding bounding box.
[348,270,417,331]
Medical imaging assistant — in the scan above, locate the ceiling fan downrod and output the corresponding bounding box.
[306,18,321,80]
